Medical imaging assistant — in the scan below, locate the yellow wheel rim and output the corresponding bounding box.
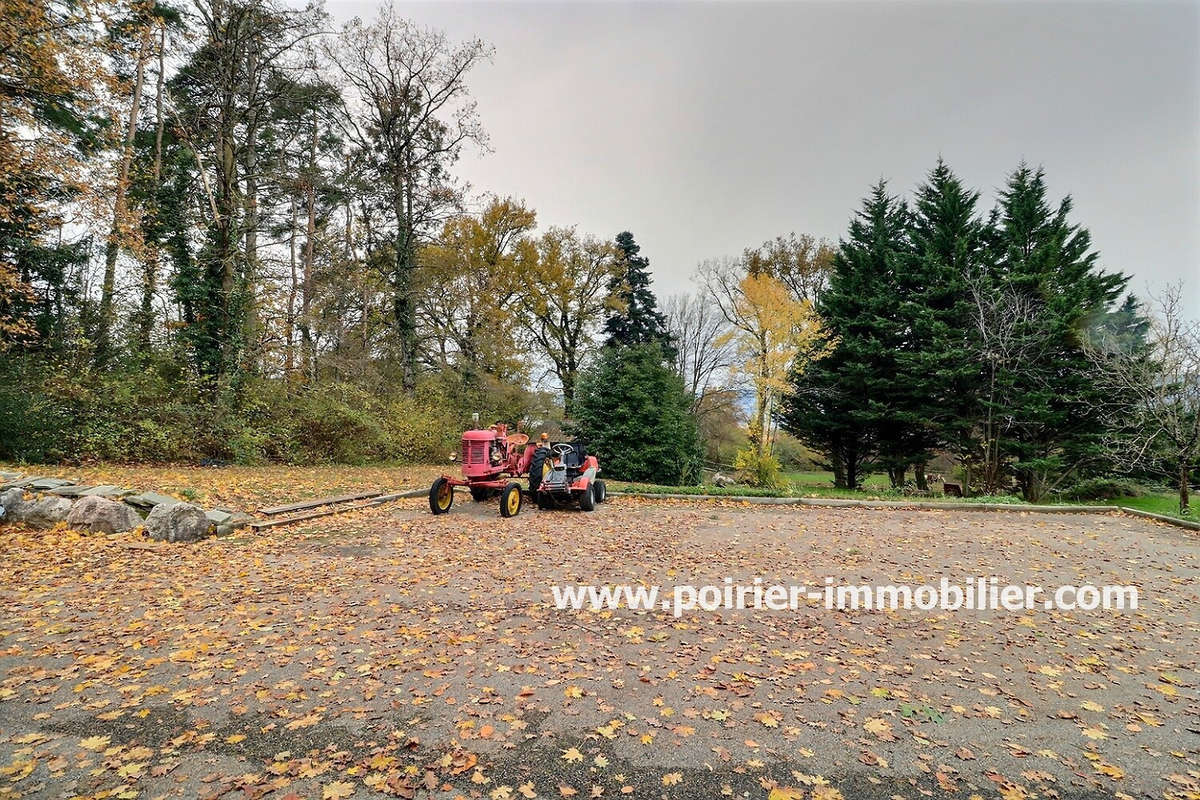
[437,485,451,510]
[506,489,520,514]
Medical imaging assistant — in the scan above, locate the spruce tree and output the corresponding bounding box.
[987,165,1130,500]
[781,182,910,488]
[604,231,675,357]
[896,160,989,487]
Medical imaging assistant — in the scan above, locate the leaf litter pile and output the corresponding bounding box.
[0,496,1197,800]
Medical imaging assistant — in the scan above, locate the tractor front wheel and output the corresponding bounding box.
[500,482,524,518]
[429,478,454,515]
[578,483,595,512]
[593,480,607,504]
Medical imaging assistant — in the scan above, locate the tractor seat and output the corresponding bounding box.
[559,442,587,468]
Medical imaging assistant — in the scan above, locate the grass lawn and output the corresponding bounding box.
[615,469,1200,523]
[1101,493,1198,522]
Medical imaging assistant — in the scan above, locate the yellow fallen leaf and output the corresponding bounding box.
[323,780,355,800]
[768,789,804,800]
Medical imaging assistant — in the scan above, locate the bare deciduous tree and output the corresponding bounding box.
[1087,285,1200,514]
[965,267,1046,494]
[662,290,733,410]
[331,6,492,390]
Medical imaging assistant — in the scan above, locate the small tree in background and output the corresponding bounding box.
[570,342,701,485]
[703,260,832,459]
[1087,286,1200,515]
[604,231,675,357]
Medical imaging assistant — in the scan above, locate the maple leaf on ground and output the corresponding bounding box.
[80,735,111,751]
[863,718,896,741]
[562,747,583,763]
[811,789,844,800]
[661,773,682,786]
[768,788,804,800]
[323,780,356,799]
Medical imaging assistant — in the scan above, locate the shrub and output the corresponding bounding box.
[0,354,546,466]
[733,446,785,489]
[1061,478,1147,501]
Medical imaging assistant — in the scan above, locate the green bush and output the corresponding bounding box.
[0,355,541,465]
[733,446,785,489]
[570,343,702,484]
[1061,478,1147,501]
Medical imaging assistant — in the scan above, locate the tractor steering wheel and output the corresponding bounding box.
[552,443,575,460]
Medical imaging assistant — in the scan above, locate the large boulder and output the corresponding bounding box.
[23,496,75,528]
[0,488,30,523]
[66,495,144,534]
[145,502,213,543]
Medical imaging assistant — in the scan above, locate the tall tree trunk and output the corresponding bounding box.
[137,24,166,354]
[844,440,859,490]
[285,194,298,375]
[830,436,846,490]
[914,461,929,491]
[302,179,316,381]
[300,113,318,381]
[97,23,152,363]
[1180,461,1191,515]
[241,103,260,374]
[392,188,418,391]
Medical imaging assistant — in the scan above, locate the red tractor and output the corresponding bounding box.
[429,424,604,517]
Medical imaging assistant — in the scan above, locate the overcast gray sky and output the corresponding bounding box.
[329,0,1200,314]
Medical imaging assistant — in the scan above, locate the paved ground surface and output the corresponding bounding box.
[1,497,1197,800]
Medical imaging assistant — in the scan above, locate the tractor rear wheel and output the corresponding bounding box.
[528,448,550,493]
[500,482,524,518]
[429,478,454,515]
[578,483,595,512]
[593,480,606,504]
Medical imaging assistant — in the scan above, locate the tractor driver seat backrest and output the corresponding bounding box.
[563,442,587,468]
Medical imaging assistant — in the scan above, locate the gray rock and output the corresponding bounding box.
[145,502,213,543]
[24,496,75,528]
[205,509,233,524]
[711,472,735,488]
[66,496,144,534]
[0,487,30,523]
[29,477,74,490]
[80,485,134,498]
[49,484,94,497]
[0,471,23,481]
[124,491,180,510]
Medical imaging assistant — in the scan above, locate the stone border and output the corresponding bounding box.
[607,491,1200,532]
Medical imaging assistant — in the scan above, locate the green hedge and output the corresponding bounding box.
[0,357,511,465]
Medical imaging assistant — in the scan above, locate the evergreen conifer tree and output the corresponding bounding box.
[603,231,675,357]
